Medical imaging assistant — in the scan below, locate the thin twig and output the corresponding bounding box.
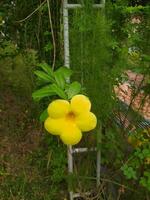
[36,0,42,49]
[47,0,56,70]
[101,178,137,193]
[117,190,121,200]
[16,0,46,23]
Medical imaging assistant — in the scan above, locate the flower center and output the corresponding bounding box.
[66,111,76,121]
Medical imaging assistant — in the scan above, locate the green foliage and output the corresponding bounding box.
[0,41,18,57]
[69,2,150,197]
[121,165,137,179]
[32,84,57,100]
[140,171,150,191]
[0,40,37,99]
[32,63,82,101]
[70,2,130,123]
[101,125,126,169]
[32,62,82,121]
[34,70,54,83]
[54,67,73,89]
[65,81,82,99]
[39,108,48,122]
[37,62,54,76]
[0,0,62,64]
[121,144,150,191]
[107,3,150,78]
[1,0,150,199]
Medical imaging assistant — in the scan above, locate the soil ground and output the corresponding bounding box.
[0,89,67,200]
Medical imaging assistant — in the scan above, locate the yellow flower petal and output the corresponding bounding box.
[71,94,91,114]
[48,99,70,118]
[60,123,82,145]
[44,117,64,135]
[76,112,97,132]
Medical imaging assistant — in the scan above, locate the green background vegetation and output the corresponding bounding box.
[0,0,150,199]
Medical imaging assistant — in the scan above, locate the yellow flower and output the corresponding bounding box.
[44,94,97,145]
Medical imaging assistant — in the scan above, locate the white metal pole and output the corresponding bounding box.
[66,4,104,9]
[63,0,70,68]
[96,0,105,187]
[67,145,73,200]
[63,1,73,200]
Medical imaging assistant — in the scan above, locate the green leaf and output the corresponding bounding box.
[34,70,54,82]
[55,67,73,80]
[54,71,65,89]
[39,109,48,122]
[142,54,150,62]
[37,62,54,77]
[66,81,81,99]
[32,85,56,101]
[122,165,137,180]
[44,31,51,36]
[54,67,73,89]
[44,42,53,52]
[51,84,68,99]
[142,149,150,158]
[140,172,150,191]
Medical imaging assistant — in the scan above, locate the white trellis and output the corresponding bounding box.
[63,1,105,199]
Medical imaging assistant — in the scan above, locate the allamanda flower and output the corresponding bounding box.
[44,94,97,145]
